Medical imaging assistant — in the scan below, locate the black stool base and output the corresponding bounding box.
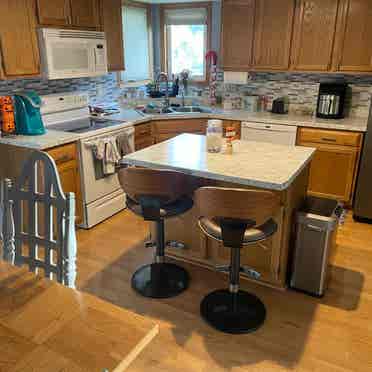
[200,289,266,334]
[132,263,189,299]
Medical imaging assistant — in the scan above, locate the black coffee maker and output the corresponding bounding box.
[316,80,348,119]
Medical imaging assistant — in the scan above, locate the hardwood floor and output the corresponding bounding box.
[76,210,372,372]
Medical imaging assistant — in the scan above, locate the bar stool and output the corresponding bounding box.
[195,187,280,334]
[118,167,193,299]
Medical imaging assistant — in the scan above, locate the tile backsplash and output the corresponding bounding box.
[1,71,372,118]
[217,71,372,118]
[0,73,132,107]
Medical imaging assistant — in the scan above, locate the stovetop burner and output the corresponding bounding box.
[48,118,125,134]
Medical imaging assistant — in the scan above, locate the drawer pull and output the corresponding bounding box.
[321,137,337,142]
[54,154,73,164]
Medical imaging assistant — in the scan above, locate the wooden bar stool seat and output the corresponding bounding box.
[195,187,280,334]
[119,167,193,299]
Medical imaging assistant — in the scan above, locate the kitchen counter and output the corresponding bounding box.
[0,107,367,151]
[122,133,315,191]
[121,133,313,289]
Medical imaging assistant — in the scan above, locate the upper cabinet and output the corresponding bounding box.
[0,0,40,78]
[290,0,340,71]
[100,0,125,71]
[37,0,100,29]
[70,0,100,29]
[252,0,295,70]
[37,0,71,26]
[333,0,372,72]
[222,0,255,70]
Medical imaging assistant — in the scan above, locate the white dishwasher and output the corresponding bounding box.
[241,121,297,146]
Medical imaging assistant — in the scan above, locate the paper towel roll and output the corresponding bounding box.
[224,71,249,85]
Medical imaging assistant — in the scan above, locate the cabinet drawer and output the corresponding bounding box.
[47,143,77,165]
[135,123,152,139]
[153,119,206,134]
[297,128,362,147]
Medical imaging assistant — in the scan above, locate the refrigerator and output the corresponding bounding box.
[354,104,372,222]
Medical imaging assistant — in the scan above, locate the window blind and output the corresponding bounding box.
[121,5,151,82]
[164,8,208,26]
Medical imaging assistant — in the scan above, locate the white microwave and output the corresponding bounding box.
[38,28,108,80]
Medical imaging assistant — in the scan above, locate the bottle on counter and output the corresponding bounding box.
[206,119,223,153]
[0,96,16,136]
[224,126,236,155]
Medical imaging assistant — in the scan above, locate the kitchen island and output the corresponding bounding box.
[122,134,315,290]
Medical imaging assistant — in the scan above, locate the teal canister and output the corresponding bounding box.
[14,91,45,135]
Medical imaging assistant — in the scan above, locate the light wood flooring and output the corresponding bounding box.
[76,210,372,372]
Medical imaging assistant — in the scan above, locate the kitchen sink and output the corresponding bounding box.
[171,106,212,113]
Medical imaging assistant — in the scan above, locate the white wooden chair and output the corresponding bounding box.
[1,151,77,288]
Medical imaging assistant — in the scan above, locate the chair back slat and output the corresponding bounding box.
[1,151,77,288]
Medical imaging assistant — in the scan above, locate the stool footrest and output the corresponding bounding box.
[166,240,186,250]
[240,267,261,280]
[215,264,230,273]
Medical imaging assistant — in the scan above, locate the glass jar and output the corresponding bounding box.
[206,119,223,153]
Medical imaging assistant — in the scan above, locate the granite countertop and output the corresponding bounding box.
[121,133,316,191]
[0,107,367,150]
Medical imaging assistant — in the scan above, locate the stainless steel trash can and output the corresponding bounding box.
[290,196,340,297]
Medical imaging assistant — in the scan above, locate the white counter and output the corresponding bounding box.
[0,108,366,150]
[121,133,315,191]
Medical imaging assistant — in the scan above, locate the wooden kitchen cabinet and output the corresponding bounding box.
[152,119,207,144]
[37,0,100,29]
[333,0,372,72]
[290,0,340,72]
[100,0,125,71]
[37,0,71,26]
[297,128,362,204]
[0,0,40,78]
[135,123,154,151]
[252,0,295,70]
[70,0,100,29]
[47,143,83,225]
[221,0,255,71]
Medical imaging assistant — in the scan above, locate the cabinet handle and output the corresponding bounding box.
[54,154,73,164]
[321,137,337,143]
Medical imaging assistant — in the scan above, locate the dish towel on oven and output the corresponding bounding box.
[116,131,134,157]
[90,137,121,175]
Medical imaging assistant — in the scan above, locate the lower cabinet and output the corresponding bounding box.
[47,143,83,225]
[297,127,362,204]
[135,123,154,151]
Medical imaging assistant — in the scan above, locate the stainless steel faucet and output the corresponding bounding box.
[157,72,170,111]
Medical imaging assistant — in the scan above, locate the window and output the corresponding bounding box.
[162,5,211,82]
[120,3,153,85]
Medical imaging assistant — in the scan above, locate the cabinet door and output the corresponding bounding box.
[0,0,40,78]
[333,0,372,72]
[301,142,359,203]
[101,0,125,71]
[221,0,255,70]
[252,0,295,70]
[37,0,71,26]
[208,207,284,285]
[70,0,100,28]
[291,0,339,71]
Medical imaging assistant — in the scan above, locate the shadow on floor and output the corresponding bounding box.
[78,234,365,371]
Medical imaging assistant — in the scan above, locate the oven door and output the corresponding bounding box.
[79,128,135,205]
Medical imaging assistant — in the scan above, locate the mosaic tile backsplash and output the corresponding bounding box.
[216,71,372,118]
[0,73,133,108]
[1,71,372,118]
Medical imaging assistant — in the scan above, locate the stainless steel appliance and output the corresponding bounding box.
[290,197,340,297]
[38,28,108,79]
[41,92,134,229]
[354,104,372,222]
[316,80,347,119]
